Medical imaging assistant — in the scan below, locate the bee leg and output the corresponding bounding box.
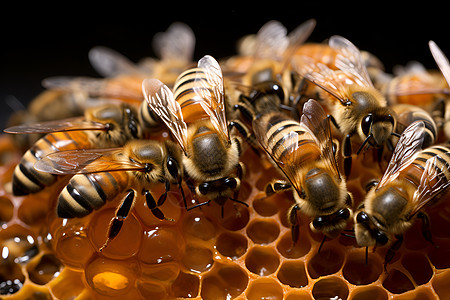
[100,189,136,252]
[229,120,259,154]
[145,189,173,221]
[157,180,171,206]
[265,180,291,197]
[417,212,436,246]
[383,234,403,272]
[166,155,186,208]
[288,204,301,245]
[343,134,352,178]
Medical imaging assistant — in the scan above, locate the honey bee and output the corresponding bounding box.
[354,121,450,268]
[292,35,396,177]
[5,104,141,196]
[142,55,246,217]
[253,99,353,244]
[34,139,184,251]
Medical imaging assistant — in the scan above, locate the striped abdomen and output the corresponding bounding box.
[260,112,319,166]
[57,170,129,218]
[12,131,91,196]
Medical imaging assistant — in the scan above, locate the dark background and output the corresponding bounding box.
[1,5,449,130]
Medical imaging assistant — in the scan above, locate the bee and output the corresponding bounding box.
[253,99,353,244]
[354,121,450,268]
[89,22,195,86]
[142,55,247,217]
[5,104,141,196]
[292,35,396,177]
[34,139,184,251]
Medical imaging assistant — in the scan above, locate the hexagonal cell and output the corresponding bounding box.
[382,268,415,294]
[277,260,308,288]
[285,290,313,300]
[432,270,450,300]
[307,245,345,279]
[0,224,39,265]
[181,212,216,241]
[351,286,388,300]
[218,202,250,231]
[246,218,280,245]
[401,252,433,286]
[181,244,214,273]
[252,193,279,217]
[215,231,247,259]
[27,253,62,285]
[0,196,13,224]
[391,286,437,300]
[276,230,311,259]
[201,263,248,300]
[246,278,283,300]
[140,261,180,283]
[171,271,199,298]
[311,276,349,300]
[136,279,168,300]
[342,250,382,285]
[0,258,25,295]
[245,246,280,276]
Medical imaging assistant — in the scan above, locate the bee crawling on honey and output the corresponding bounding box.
[34,139,185,251]
[354,120,450,270]
[142,55,248,217]
[253,98,353,246]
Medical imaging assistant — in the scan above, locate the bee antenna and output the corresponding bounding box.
[356,134,372,155]
[365,246,369,265]
[340,233,356,238]
[318,235,327,253]
[391,132,401,138]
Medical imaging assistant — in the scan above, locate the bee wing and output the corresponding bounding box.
[34,148,145,175]
[429,40,450,87]
[411,153,450,216]
[88,46,144,78]
[253,116,303,192]
[300,99,341,179]
[42,76,105,96]
[329,35,374,88]
[292,55,350,104]
[195,55,229,141]
[281,19,316,71]
[152,22,195,63]
[4,118,108,134]
[254,20,289,60]
[377,121,425,189]
[142,78,188,153]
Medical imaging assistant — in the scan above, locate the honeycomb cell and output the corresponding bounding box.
[252,193,279,216]
[245,246,280,276]
[217,201,250,231]
[137,225,184,265]
[342,250,382,285]
[276,230,311,259]
[427,238,450,269]
[432,269,450,300]
[215,231,247,259]
[246,218,280,244]
[0,261,24,295]
[307,245,345,279]
[0,196,13,224]
[88,208,142,259]
[277,260,308,288]
[285,290,313,300]
[392,286,437,300]
[85,256,140,296]
[201,263,248,300]
[134,189,183,227]
[351,286,388,300]
[49,268,85,300]
[27,253,62,285]
[0,224,38,265]
[140,261,180,282]
[181,212,216,241]
[382,269,415,294]
[171,271,200,298]
[401,252,433,286]
[181,244,214,273]
[17,194,50,226]
[311,276,349,300]
[136,279,168,300]
[246,278,283,300]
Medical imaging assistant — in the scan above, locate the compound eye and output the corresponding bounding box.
[167,157,180,179]
[375,231,388,246]
[361,114,373,136]
[271,82,285,101]
[198,183,209,195]
[386,114,395,126]
[224,178,237,189]
[356,211,369,225]
[312,216,325,229]
[337,208,350,220]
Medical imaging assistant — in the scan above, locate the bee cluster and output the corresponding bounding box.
[1,20,450,299]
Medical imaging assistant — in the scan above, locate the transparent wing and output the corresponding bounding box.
[34,148,146,175]
[429,40,450,87]
[300,99,341,179]
[195,55,229,141]
[88,46,143,77]
[42,76,105,95]
[152,22,195,63]
[142,78,188,153]
[411,152,450,216]
[254,20,289,60]
[281,18,316,71]
[4,118,108,134]
[377,121,425,189]
[329,35,374,88]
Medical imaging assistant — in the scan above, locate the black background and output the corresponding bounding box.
[1,5,449,130]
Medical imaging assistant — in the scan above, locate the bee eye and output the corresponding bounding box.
[386,114,395,126]
[224,178,237,189]
[361,114,373,136]
[337,208,350,220]
[199,183,209,195]
[166,157,180,179]
[356,211,369,225]
[375,231,388,246]
[312,216,325,229]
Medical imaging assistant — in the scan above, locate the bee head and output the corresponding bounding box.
[360,107,395,148]
[354,210,389,247]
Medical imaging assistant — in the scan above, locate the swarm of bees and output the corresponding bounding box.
[3,19,450,299]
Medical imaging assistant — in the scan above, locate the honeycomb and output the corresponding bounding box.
[2,24,450,300]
